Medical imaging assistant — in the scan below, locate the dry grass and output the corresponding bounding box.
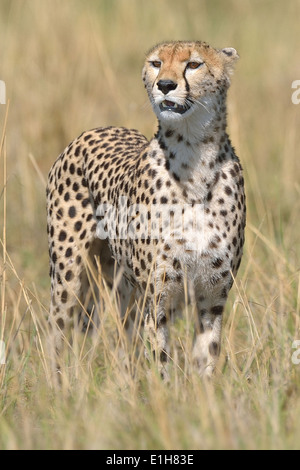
[0,0,299,450]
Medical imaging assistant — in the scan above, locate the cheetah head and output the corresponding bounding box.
[143,41,239,124]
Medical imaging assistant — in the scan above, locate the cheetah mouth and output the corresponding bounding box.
[159,100,190,114]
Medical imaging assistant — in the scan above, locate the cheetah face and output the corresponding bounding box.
[143,41,239,123]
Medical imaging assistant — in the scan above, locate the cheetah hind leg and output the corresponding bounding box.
[47,253,90,385]
[47,237,107,384]
[143,299,170,382]
[87,250,140,376]
[112,273,141,375]
[73,243,140,372]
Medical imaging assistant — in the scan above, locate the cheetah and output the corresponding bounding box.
[46,40,246,379]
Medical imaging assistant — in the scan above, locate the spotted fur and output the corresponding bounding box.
[46,41,246,379]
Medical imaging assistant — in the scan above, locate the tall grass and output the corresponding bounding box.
[0,0,299,449]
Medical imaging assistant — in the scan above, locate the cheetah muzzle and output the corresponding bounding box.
[46,40,246,380]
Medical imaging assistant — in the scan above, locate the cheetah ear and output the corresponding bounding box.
[222,47,239,59]
[221,47,239,75]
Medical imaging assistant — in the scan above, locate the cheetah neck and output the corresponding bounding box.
[153,93,231,201]
[156,90,227,148]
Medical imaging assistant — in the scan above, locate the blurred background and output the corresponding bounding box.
[0,0,300,450]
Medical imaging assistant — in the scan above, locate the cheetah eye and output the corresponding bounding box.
[150,61,161,68]
[186,61,203,70]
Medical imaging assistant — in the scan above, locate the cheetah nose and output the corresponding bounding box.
[157,79,178,95]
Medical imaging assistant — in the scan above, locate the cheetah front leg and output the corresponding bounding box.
[192,294,226,378]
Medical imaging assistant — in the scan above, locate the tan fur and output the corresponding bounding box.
[46,41,245,380]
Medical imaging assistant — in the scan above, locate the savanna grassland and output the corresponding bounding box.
[0,0,299,450]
